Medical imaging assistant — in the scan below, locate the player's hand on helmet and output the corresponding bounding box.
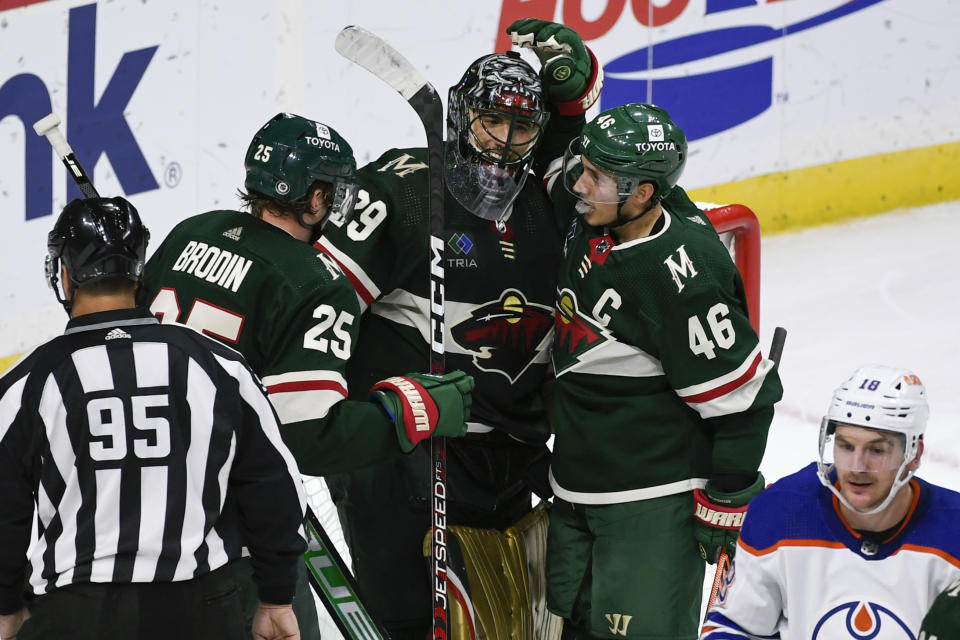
[506,18,602,114]
[693,473,765,564]
[369,371,474,453]
[920,577,960,640]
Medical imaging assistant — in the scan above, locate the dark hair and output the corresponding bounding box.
[237,181,330,219]
[75,276,139,296]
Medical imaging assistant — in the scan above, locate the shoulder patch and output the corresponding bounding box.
[662,244,699,293]
[377,152,428,177]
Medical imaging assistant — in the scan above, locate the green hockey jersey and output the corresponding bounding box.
[546,185,783,503]
[318,148,563,443]
[139,210,398,474]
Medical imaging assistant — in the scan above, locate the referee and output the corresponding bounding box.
[0,197,307,640]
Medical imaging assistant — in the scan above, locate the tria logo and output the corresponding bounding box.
[449,289,553,383]
[4,3,159,220]
[105,328,131,340]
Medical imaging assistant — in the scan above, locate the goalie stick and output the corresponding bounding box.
[32,112,387,640]
[703,326,788,623]
[335,26,450,640]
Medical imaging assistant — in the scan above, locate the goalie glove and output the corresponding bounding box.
[506,18,603,116]
[369,371,474,453]
[693,473,765,564]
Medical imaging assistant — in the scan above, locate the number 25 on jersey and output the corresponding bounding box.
[149,289,354,359]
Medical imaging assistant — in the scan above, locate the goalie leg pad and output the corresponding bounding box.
[423,502,562,640]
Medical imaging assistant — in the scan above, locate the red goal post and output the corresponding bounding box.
[702,204,761,334]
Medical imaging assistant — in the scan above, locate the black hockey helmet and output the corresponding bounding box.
[46,197,150,311]
[445,52,550,220]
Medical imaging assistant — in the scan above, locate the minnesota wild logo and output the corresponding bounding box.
[553,288,612,375]
[450,289,554,383]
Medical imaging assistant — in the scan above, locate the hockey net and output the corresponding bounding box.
[302,203,763,640]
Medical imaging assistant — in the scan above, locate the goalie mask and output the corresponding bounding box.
[244,113,359,228]
[46,197,150,314]
[817,364,928,515]
[562,103,686,224]
[446,52,550,221]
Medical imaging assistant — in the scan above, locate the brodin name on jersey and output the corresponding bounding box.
[449,289,553,384]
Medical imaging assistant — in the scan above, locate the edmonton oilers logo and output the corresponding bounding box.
[812,601,914,639]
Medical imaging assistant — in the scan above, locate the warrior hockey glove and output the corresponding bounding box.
[920,576,960,640]
[693,473,765,564]
[506,18,603,115]
[369,371,474,453]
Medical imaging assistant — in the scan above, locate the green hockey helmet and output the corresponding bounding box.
[563,103,687,205]
[244,113,358,218]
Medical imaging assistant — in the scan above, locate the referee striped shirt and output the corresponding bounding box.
[0,307,306,614]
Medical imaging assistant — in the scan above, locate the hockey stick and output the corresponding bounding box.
[303,508,390,640]
[335,26,450,640]
[32,112,386,640]
[703,326,787,622]
[33,113,99,199]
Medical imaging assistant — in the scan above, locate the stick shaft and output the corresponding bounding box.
[703,327,788,625]
[33,113,99,199]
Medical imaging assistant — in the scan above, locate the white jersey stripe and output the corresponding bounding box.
[71,345,114,393]
[269,388,346,424]
[29,484,52,592]
[0,375,27,444]
[175,357,216,580]
[89,468,121,582]
[133,342,169,388]
[38,374,80,590]
[550,468,708,505]
[215,354,307,524]
[675,345,762,398]
[204,434,236,570]
[132,465,167,582]
[556,340,664,378]
[683,356,774,419]
[371,290,505,358]
[317,237,381,309]
[261,370,348,388]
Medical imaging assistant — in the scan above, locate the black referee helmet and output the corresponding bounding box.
[46,197,150,310]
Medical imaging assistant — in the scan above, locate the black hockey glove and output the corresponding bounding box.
[369,371,474,453]
[693,473,764,564]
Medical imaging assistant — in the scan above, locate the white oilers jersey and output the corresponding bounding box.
[702,464,960,640]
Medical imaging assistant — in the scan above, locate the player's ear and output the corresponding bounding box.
[908,437,924,471]
[309,184,329,217]
[628,182,655,207]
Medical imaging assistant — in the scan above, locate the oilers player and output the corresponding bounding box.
[702,365,960,640]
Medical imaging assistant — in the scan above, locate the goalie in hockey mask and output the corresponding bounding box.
[562,103,686,227]
[446,52,550,221]
[243,113,359,238]
[817,365,928,516]
[46,197,150,315]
